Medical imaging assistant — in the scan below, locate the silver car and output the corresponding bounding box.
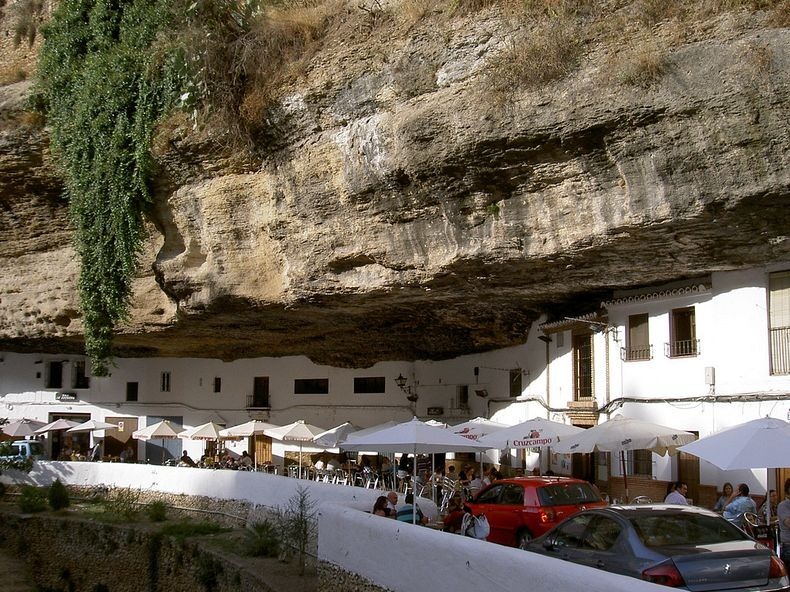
[526,504,789,591]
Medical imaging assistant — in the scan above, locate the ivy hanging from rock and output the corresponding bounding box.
[32,0,269,374]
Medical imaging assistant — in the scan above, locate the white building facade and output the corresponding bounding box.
[1,262,788,499]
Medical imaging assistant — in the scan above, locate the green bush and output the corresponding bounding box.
[244,520,280,558]
[48,479,71,510]
[19,485,48,513]
[146,500,168,522]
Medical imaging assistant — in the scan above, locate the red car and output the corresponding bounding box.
[465,476,607,548]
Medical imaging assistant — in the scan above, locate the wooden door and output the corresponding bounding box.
[253,435,272,464]
[679,449,700,505]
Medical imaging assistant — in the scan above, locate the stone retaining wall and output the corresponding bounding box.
[0,510,276,592]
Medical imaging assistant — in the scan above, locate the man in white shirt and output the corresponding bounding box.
[665,481,689,505]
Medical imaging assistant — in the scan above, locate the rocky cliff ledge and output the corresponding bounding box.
[0,1,788,367]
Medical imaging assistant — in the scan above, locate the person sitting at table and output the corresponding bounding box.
[760,489,778,521]
[723,483,757,527]
[179,451,197,467]
[386,491,399,516]
[467,468,483,497]
[446,465,458,482]
[443,494,465,533]
[664,481,689,505]
[239,450,253,469]
[396,493,427,525]
[714,482,734,512]
[372,496,391,517]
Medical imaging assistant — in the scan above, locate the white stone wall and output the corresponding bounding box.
[317,503,669,592]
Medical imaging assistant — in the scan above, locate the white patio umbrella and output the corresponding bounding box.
[342,417,489,523]
[343,420,402,486]
[218,420,280,438]
[552,414,696,502]
[678,417,790,523]
[132,420,185,464]
[2,419,46,438]
[34,419,81,434]
[678,417,790,471]
[477,416,583,449]
[66,419,118,433]
[179,421,226,461]
[313,421,361,448]
[218,420,279,469]
[448,417,509,479]
[179,421,224,441]
[264,420,327,478]
[344,420,400,442]
[449,417,509,442]
[132,419,184,440]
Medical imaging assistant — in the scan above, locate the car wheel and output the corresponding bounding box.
[517,530,533,549]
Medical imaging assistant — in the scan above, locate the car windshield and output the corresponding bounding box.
[537,483,601,506]
[630,513,748,547]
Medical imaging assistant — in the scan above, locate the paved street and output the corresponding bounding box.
[0,546,34,592]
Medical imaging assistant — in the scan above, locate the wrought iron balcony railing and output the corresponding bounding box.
[770,326,790,375]
[621,345,653,362]
[664,339,700,358]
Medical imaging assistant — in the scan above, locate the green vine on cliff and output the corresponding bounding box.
[33,0,263,374]
[32,0,189,374]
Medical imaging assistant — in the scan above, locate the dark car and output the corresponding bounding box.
[526,504,789,591]
[464,476,607,548]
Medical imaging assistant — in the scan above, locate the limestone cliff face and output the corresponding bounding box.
[0,2,788,366]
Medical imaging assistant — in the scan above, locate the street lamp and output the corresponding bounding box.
[395,373,418,403]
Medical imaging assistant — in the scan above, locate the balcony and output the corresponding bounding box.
[621,345,653,362]
[664,339,700,358]
[245,394,270,409]
[770,326,790,375]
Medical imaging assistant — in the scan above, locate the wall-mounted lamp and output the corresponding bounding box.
[395,373,419,403]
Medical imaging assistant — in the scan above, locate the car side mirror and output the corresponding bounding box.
[543,536,556,550]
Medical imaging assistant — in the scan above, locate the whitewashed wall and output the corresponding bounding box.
[318,503,669,592]
[1,263,789,493]
[0,461,673,592]
[0,460,437,518]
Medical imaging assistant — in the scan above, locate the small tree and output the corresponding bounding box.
[279,485,317,576]
[48,478,70,510]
